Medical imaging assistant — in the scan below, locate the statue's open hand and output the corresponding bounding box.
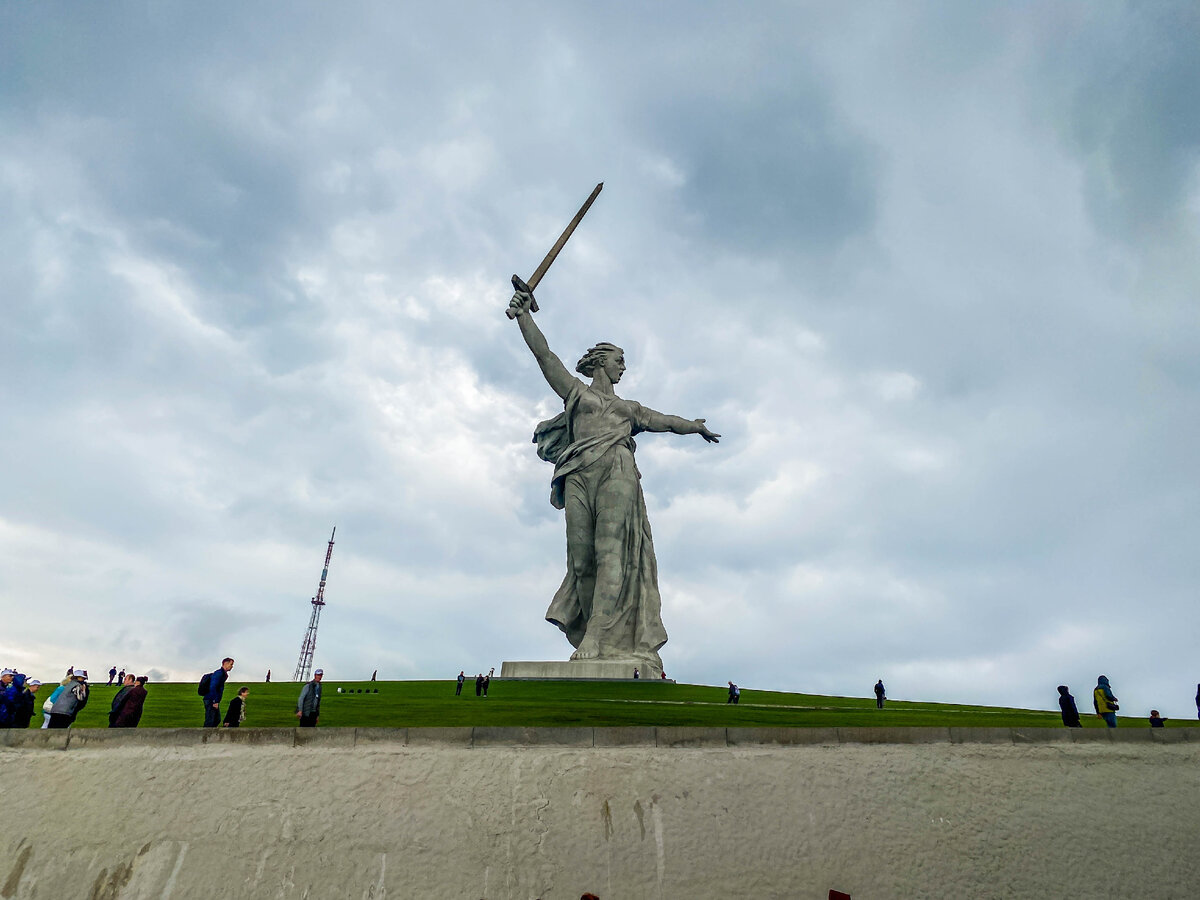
[695,419,721,443]
[508,291,534,317]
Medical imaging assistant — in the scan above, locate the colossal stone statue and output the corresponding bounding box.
[508,288,719,676]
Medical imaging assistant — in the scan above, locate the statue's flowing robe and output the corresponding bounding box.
[533,380,668,657]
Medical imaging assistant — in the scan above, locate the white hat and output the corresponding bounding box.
[0,668,16,677]
[28,679,42,687]
[314,668,324,675]
[74,669,88,679]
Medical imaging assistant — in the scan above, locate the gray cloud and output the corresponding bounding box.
[2,2,1198,718]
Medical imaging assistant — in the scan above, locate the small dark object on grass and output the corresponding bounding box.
[373,689,378,693]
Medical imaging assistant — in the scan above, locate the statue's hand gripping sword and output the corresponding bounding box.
[506,182,604,319]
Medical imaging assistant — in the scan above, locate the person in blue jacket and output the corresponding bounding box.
[0,668,27,727]
[203,658,235,728]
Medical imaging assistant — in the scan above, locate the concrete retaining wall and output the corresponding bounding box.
[3,728,1198,898]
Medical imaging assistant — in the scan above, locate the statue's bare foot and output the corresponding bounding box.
[571,639,601,661]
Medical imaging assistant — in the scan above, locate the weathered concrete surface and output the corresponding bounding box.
[2,730,1199,899]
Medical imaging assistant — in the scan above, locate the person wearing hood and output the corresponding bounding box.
[1093,675,1119,728]
[1057,685,1081,727]
[49,669,90,728]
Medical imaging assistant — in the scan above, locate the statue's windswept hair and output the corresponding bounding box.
[575,343,622,378]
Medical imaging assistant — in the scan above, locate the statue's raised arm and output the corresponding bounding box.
[509,289,576,401]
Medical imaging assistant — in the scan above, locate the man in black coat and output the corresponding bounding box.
[1057,685,1081,727]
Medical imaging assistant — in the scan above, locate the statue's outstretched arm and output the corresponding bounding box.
[509,290,575,401]
[640,407,721,443]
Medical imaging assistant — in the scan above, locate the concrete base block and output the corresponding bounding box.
[293,727,355,747]
[406,727,474,747]
[949,727,1017,744]
[473,727,594,747]
[0,729,70,750]
[839,727,951,744]
[594,727,657,747]
[727,727,839,746]
[500,660,659,680]
[1012,727,1072,743]
[354,727,408,746]
[656,727,727,748]
[1070,728,1114,742]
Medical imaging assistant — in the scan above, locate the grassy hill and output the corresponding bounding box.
[23,679,1191,730]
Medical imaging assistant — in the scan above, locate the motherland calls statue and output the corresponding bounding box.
[508,287,720,676]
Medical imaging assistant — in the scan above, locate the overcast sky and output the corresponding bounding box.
[3,2,1198,715]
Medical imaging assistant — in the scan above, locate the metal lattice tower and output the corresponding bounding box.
[293,526,336,682]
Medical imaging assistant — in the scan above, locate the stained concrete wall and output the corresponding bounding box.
[2,727,1198,899]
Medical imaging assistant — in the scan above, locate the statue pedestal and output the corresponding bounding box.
[500,660,663,681]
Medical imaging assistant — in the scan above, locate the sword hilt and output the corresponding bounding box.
[505,273,539,319]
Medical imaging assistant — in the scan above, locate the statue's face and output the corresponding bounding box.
[602,351,626,384]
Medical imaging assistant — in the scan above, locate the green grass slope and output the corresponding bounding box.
[22,679,1193,730]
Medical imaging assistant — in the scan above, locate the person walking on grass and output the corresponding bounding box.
[113,676,148,728]
[456,671,465,696]
[48,669,89,728]
[201,658,234,728]
[296,669,323,727]
[1093,675,1119,728]
[223,687,249,727]
[1057,685,1081,727]
[1195,684,1199,721]
[109,673,136,727]
[874,679,887,709]
[107,665,117,686]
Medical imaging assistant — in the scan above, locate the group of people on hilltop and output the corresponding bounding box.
[198,658,323,728]
[1,666,149,730]
[1057,676,1189,728]
[456,669,494,697]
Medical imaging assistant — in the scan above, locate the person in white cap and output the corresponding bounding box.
[13,679,42,729]
[48,668,89,728]
[296,668,324,727]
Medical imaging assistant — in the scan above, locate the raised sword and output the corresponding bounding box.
[505,181,604,319]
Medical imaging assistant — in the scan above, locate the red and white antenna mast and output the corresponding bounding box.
[293,526,336,682]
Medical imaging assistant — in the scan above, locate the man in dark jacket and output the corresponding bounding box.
[113,677,148,728]
[296,669,323,727]
[203,658,235,728]
[12,679,41,729]
[874,680,886,709]
[109,673,136,727]
[1057,685,1081,727]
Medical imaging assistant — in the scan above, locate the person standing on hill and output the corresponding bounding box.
[482,673,491,697]
[109,673,136,727]
[223,686,249,727]
[107,666,117,685]
[296,669,323,727]
[1093,675,1119,728]
[11,679,41,729]
[202,658,234,728]
[874,680,886,709]
[265,669,271,683]
[49,669,89,728]
[113,676,148,728]
[0,668,25,727]
[1195,684,1199,721]
[475,673,483,697]
[1057,685,1081,727]
[456,671,465,696]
